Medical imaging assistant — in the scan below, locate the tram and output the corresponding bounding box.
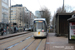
[33,18,48,38]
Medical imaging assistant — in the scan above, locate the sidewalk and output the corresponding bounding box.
[48,33,75,50]
[0,31,30,40]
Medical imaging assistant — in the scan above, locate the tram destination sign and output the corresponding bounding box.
[36,21,43,22]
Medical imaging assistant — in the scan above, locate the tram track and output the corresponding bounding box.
[44,37,48,50]
[0,33,32,45]
[22,39,45,50]
[0,32,46,50]
[23,39,36,50]
[36,39,42,50]
[4,35,33,50]
[0,37,46,50]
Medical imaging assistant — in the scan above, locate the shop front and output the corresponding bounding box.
[0,23,9,35]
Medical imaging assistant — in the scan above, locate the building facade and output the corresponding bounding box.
[30,12,34,26]
[0,0,9,29]
[9,4,24,27]
[9,4,35,28]
[35,11,41,18]
[35,11,44,18]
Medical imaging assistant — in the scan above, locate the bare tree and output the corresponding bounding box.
[17,10,31,26]
[22,12,29,24]
[56,5,73,13]
[40,7,51,25]
[52,5,73,26]
[52,6,66,27]
[65,5,74,13]
[56,7,66,13]
[52,14,55,27]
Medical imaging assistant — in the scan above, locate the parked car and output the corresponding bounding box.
[18,26,23,32]
[29,27,32,31]
[25,28,29,31]
[28,27,33,31]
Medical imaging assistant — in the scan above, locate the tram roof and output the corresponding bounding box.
[34,18,46,21]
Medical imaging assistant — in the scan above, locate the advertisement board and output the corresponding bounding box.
[70,22,75,39]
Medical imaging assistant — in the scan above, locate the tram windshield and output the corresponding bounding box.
[34,20,46,32]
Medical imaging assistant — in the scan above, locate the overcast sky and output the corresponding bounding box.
[10,0,75,16]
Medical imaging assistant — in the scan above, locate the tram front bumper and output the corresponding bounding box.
[33,32,47,37]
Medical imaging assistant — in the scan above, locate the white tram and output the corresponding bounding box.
[33,18,48,38]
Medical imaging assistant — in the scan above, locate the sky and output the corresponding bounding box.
[10,0,75,17]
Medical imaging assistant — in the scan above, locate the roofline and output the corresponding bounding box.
[33,18,46,23]
[55,13,75,18]
[56,13,75,15]
[33,18,47,25]
[67,17,75,21]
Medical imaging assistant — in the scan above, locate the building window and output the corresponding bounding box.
[11,14,13,15]
[18,8,21,10]
[11,10,16,12]
[2,8,8,13]
[11,19,16,20]
[11,13,16,15]
[2,2,8,9]
[2,0,8,4]
[13,11,16,12]
[2,13,8,17]
[2,13,8,23]
[11,16,15,18]
[11,8,16,10]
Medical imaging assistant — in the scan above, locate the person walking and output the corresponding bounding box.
[23,27,25,31]
[4,29,6,35]
[1,28,4,36]
[14,27,16,33]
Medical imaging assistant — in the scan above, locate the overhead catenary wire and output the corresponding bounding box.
[37,0,42,9]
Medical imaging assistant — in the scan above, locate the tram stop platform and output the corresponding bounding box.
[47,33,75,50]
[0,31,30,40]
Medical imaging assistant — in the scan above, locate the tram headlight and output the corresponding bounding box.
[42,30,44,32]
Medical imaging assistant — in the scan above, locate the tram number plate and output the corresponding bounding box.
[38,32,40,35]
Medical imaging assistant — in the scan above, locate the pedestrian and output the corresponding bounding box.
[16,27,18,32]
[4,29,6,35]
[23,27,25,31]
[1,28,4,36]
[14,27,16,33]
[11,28,13,34]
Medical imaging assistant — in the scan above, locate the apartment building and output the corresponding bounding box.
[0,0,9,28]
[30,12,34,26]
[9,4,30,27]
[35,11,41,18]
[35,11,44,18]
